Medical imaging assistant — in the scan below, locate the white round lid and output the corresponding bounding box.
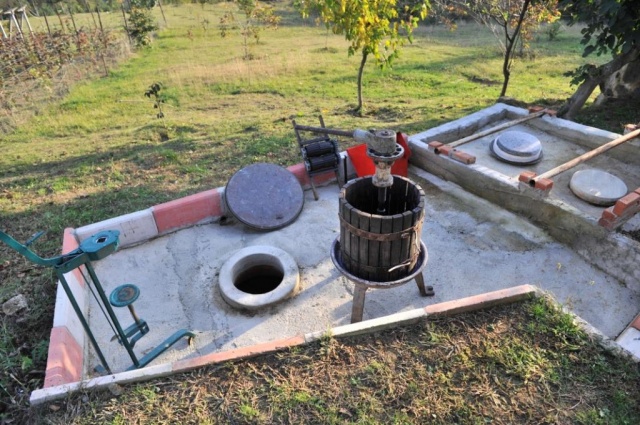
[490,131,543,165]
[569,169,628,206]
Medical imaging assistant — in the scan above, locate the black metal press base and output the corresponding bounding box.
[331,239,433,323]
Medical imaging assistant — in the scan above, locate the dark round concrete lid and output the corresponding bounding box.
[225,163,304,230]
[490,131,543,165]
[569,169,628,206]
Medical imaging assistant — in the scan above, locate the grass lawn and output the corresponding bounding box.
[1,3,639,423]
[33,298,640,424]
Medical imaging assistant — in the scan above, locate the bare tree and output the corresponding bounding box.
[434,0,560,97]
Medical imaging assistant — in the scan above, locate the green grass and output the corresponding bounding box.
[1,4,639,423]
[33,299,640,424]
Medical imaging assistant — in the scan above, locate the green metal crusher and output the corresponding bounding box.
[0,229,195,375]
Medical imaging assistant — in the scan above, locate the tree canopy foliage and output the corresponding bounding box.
[296,0,430,113]
[560,0,639,58]
[434,0,560,97]
[557,0,640,118]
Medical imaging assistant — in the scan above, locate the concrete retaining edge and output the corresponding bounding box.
[31,283,639,406]
[407,104,640,293]
[42,163,340,390]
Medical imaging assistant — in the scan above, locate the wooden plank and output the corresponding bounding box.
[358,210,371,281]
[369,214,382,282]
[390,213,404,281]
[448,110,546,148]
[340,199,352,270]
[400,210,412,272]
[380,213,393,278]
[339,197,346,258]
[535,127,640,181]
[409,207,422,267]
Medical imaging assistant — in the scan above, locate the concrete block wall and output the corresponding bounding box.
[43,164,339,388]
[408,103,640,292]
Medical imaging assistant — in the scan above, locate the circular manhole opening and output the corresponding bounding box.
[219,246,299,310]
[234,263,284,294]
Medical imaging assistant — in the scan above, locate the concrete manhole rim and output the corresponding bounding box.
[218,245,300,310]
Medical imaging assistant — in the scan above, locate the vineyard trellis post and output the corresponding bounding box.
[54,7,65,31]
[157,0,167,26]
[121,3,133,46]
[3,8,24,38]
[0,14,7,38]
[17,6,32,35]
[43,14,51,35]
[94,7,109,76]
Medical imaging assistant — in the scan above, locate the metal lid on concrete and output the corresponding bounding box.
[569,169,628,206]
[490,131,543,165]
[225,162,304,230]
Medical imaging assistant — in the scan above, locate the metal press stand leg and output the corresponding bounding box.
[351,284,368,323]
[309,178,319,201]
[415,273,434,297]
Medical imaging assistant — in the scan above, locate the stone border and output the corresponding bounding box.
[31,284,639,405]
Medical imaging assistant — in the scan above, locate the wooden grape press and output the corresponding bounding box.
[294,122,433,322]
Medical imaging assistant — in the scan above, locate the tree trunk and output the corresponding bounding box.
[558,47,640,120]
[500,0,530,97]
[356,50,368,114]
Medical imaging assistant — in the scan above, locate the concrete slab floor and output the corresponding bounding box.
[87,169,639,375]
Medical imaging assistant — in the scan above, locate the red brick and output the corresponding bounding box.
[437,145,454,156]
[612,192,640,216]
[288,163,310,186]
[451,150,476,165]
[61,228,78,255]
[172,335,305,373]
[598,217,617,231]
[428,141,444,151]
[630,314,640,331]
[634,187,640,195]
[311,169,337,185]
[528,106,545,113]
[518,171,536,183]
[425,285,536,317]
[44,327,83,387]
[534,178,553,191]
[287,162,336,189]
[61,228,85,287]
[545,109,557,117]
[152,189,223,234]
[601,207,618,221]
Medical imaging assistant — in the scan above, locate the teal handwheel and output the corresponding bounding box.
[109,284,140,308]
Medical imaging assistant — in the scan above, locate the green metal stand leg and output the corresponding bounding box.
[128,329,196,371]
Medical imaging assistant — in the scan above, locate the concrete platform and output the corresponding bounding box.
[86,171,639,373]
[32,104,640,404]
